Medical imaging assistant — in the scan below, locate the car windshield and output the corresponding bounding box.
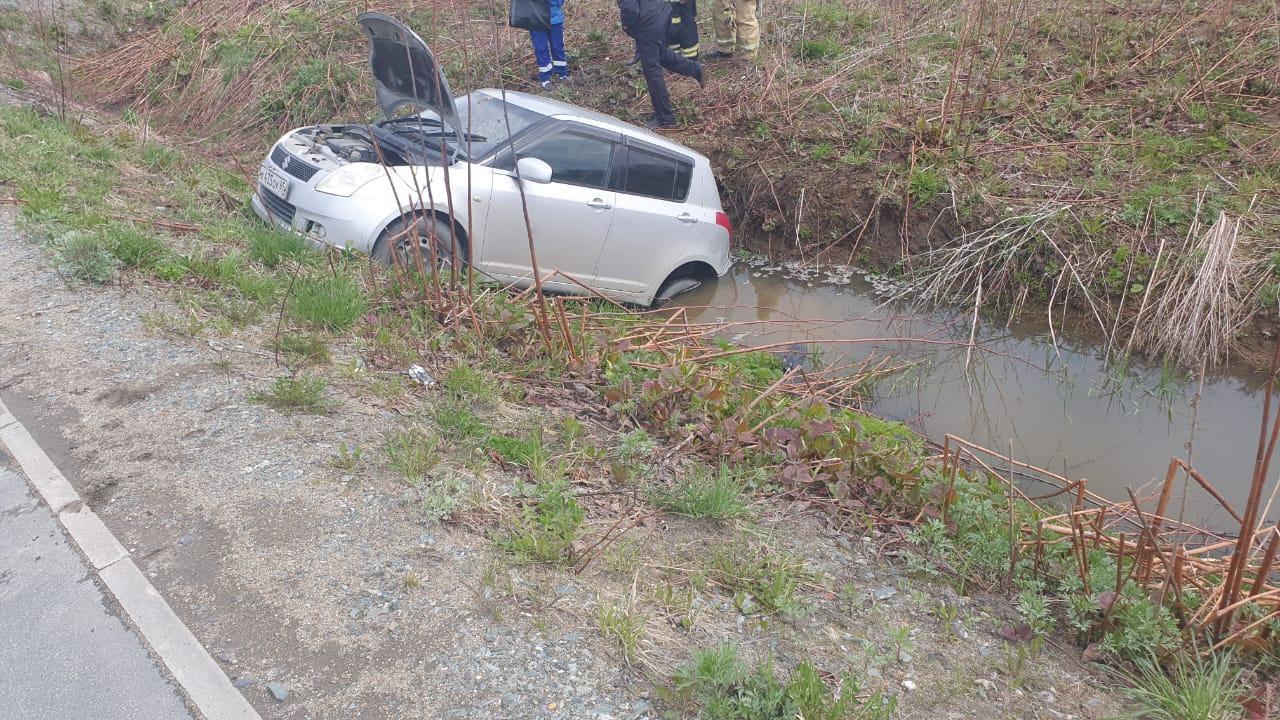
[375,92,545,162]
[454,92,545,160]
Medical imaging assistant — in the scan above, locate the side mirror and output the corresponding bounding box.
[516,156,553,184]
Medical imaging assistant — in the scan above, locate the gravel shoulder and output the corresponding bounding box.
[0,201,1128,719]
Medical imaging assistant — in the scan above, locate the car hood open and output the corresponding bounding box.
[357,12,463,147]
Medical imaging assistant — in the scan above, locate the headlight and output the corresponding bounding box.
[315,163,386,197]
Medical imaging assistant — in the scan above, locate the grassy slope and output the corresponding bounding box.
[48,0,1279,359]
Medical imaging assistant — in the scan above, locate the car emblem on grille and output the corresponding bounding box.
[281,156,291,171]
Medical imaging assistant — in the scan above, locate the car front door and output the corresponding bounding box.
[479,123,620,291]
[593,142,699,297]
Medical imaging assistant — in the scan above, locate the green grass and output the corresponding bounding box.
[495,479,584,565]
[107,226,168,270]
[486,430,548,468]
[141,144,182,170]
[442,364,499,403]
[667,644,894,720]
[433,400,490,443]
[384,425,440,484]
[288,273,368,332]
[56,231,118,284]
[247,225,311,269]
[796,37,843,60]
[254,375,327,413]
[272,333,330,367]
[1112,653,1243,720]
[653,464,750,520]
[598,602,647,665]
[705,541,809,615]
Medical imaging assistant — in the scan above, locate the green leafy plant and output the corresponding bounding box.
[56,231,118,284]
[667,645,894,720]
[420,471,470,522]
[329,442,362,470]
[705,540,809,615]
[495,479,584,565]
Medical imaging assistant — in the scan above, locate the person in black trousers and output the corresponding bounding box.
[618,0,704,129]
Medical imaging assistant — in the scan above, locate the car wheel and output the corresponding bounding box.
[372,214,466,270]
[653,275,703,305]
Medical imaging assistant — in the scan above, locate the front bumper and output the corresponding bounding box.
[251,156,389,254]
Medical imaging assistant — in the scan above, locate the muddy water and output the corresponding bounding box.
[672,262,1273,529]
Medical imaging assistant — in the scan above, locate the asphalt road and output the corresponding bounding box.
[0,457,193,719]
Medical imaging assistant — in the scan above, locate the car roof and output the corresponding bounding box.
[474,88,708,163]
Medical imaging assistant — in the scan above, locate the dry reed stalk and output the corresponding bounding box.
[1149,202,1263,367]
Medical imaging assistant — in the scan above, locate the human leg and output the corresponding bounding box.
[733,0,759,57]
[550,23,569,78]
[673,1,699,58]
[529,29,553,82]
[636,37,676,125]
[712,0,736,54]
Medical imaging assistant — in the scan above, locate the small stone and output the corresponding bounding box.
[216,652,236,664]
[176,532,193,546]
[265,682,289,701]
[898,651,913,664]
[232,678,254,689]
[901,680,917,692]
[873,586,896,601]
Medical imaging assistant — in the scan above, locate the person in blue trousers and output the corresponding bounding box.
[529,0,569,89]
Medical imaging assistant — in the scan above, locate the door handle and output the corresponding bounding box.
[676,213,698,224]
[587,198,612,210]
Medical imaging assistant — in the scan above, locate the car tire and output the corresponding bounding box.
[653,275,703,306]
[371,214,466,270]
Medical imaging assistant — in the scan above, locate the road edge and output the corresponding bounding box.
[0,397,262,720]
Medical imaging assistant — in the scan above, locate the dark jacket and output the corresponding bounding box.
[618,0,670,38]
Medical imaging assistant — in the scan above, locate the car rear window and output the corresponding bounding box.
[620,146,693,202]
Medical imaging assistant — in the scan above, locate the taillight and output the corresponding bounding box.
[715,211,732,243]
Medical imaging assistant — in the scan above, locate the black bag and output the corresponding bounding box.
[509,0,552,30]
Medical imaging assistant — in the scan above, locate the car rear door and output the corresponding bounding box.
[593,141,703,296]
[480,123,620,291]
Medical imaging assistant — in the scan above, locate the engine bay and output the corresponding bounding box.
[284,124,444,169]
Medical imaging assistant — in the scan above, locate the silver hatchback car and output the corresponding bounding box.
[252,12,731,305]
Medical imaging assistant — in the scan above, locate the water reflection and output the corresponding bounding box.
[673,264,1273,529]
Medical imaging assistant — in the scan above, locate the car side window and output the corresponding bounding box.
[519,130,615,189]
[620,146,693,202]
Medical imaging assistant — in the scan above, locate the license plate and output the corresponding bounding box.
[259,164,290,199]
